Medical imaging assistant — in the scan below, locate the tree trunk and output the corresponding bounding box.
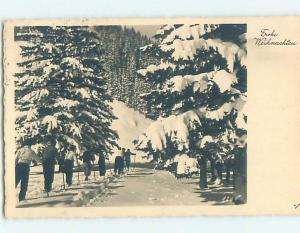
[233,147,247,204]
[198,157,208,189]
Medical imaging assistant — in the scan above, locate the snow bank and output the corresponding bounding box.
[110,100,153,162]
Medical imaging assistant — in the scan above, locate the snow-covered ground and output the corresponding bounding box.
[110,100,153,162]
[93,167,233,206]
[16,164,112,207]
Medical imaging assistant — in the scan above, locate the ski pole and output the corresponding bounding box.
[133,154,136,172]
[108,157,112,175]
[92,161,96,180]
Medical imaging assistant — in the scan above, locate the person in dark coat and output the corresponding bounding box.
[64,145,76,186]
[208,156,217,183]
[114,148,125,175]
[98,151,106,177]
[196,153,208,189]
[15,139,42,201]
[42,138,58,194]
[152,149,160,162]
[81,149,95,181]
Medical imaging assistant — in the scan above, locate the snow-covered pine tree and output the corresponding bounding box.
[15,26,118,157]
[136,24,247,162]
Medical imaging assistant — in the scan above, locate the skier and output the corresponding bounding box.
[208,156,217,184]
[196,152,208,189]
[124,149,136,172]
[81,148,95,181]
[114,148,125,176]
[42,138,58,195]
[64,145,76,187]
[98,150,107,177]
[152,149,160,162]
[15,139,42,201]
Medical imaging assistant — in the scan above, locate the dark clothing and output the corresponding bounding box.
[124,151,131,162]
[83,161,92,179]
[152,150,159,161]
[209,159,216,182]
[15,146,41,201]
[82,151,95,163]
[125,160,131,170]
[81,151,95,180]
[98,154,106,176]
[64,160,74,186]
[198,157,208,189]
[57,157,65,173]
[215,161,223,181]
[43,160,55,192]
[114,156,124,175]
[233,147,247,204]
[125,151,136,170]
[42,145,57,192]
[15,163,30,201]
[42,146,57,163]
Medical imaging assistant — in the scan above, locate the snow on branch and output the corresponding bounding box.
[53,98,80,109]
[43,64,60,76]
[81,110,98,121]
[69,123,82,138]
[136,94,247,150]
[196,95,246,121]
[137,62,176,76]
[162,24,219,44]
[74,88,91,99]
[42,43,61,54]
[160,38,246,72]
[16,108,38,121]
[21,89,49,102]
[62,57,84,70]
[155,25,175,36]
[136,110,201,150]
[41,115,58,133]
[165,70,237,94]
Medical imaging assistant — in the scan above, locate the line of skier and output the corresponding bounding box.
[114,148,136,175]
[15,137,136,202]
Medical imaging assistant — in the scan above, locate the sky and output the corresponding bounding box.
[129,25,161,38]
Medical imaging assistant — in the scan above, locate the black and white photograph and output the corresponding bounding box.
[10,23,247,209]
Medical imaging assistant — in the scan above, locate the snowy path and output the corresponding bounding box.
[16,166,234,207]
[92,167,233,206]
